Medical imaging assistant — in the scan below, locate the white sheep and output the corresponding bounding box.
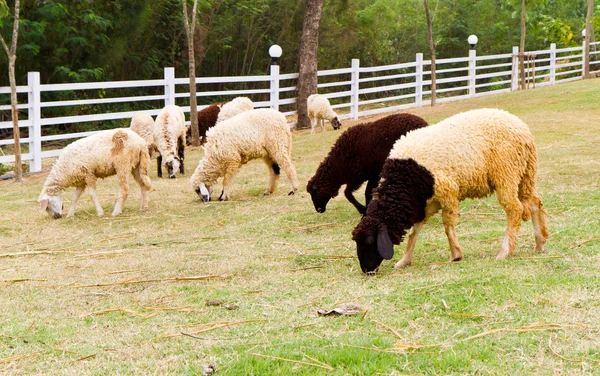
[307,94,342,134]
[129,111,158,157]
[352,108,549,273]
[153,105,186,179]
[190,108,300,202]
[216,96,253,124]
[38,128,152,219]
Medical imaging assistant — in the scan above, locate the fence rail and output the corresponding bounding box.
[1,41,599,172]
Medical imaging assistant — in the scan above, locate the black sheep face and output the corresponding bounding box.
[331,117,342,130]
[307,183,331,213]
[352,216,395,273]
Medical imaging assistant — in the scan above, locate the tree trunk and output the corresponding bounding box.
[1,0,22,181]
[584,0,593,78]
[296,0,324,129]
[182,0,200,146]
[424,0,436,107]
[519,0,526,90]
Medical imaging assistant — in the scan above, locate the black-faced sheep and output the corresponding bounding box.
[154,105,186,179]
[307,113,428,215]
[352,108,549,273]
[190,108,299,202]
[38,129,152,219]
[307,94,342,134]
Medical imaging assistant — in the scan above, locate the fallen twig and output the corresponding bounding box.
[448,312,494,319]
[162,320,263,339]
[548,338,587,363]
[569,237,600,250]
[286,223,339,231]
[73,275,225,288]
[80,308,141,318]
[374,320,404,340]
[0,352,42,364]
[249,352,334,370]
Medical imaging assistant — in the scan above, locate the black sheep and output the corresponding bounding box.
[306,113,428,215]
[186,104,222,145]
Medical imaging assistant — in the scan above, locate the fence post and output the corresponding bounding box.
[415,53,423,107]
[511,46,519,91]
[269,64,280,110]
[549,43,556,84]
[350,59,360,120]
[164,67,175,107]
[468,49,476,97]
[582,40,587,79]
[27,72,42,173]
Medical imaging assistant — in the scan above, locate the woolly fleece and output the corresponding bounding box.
[307,94,341,133]
[216,97,253,124]
[153,105,186,178]
[190,108,299,201]
[307,113,428,215]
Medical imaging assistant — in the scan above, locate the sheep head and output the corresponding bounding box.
[165,157,181,179]
[352,216,394,273]
[307,161,340,213]
[194,182,212,203]
[39,192,63,219]
[331,117,342,130]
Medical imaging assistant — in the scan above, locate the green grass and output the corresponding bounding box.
[1,79,600,375]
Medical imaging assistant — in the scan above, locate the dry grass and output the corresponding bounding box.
[1,78,600,374]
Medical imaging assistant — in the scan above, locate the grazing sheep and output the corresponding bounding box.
[185,104,222,146]
[129,111,158,157]
[216,97,254,124]
[307,113,428,215]
[190,108,300,202]
[154,105,186,179]
[352,108,549,273]
[38,128,152,219]
[307,94,342,134]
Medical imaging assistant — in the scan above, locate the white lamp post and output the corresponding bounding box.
[582,29,587,39]
[468,34,478,50]
[269,44,282,65]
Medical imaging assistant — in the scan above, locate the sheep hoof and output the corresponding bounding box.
[452,257,462,262]
[97,211,104,217]
[66,213,74,218]
[288,190,295,196]
[394,260,412,269]
[219,196,228,202]
[263,191,271,196]
[111,211,122,217]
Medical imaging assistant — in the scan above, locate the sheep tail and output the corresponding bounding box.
[111,130,129,156]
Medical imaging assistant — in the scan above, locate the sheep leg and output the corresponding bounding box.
[364,178,379,209]
[157,154,163,178]
[112,169,130,217]
[395,222,424,268]
[132,166,151,211]
[66,186,85,218]
[320,119,325,132]
[441,201,463,262]
[86,181,104,217]
[219,165,240,201]
[264,158,280,195]
[278,155,300,195]
[344,185,366,215]
[531,196,549,253]
[177,136,185,174]
[496,187,523,259]
[310,118,316,134]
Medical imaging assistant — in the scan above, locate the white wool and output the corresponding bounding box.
[153,105,185,163]
[307,94,338,122]
[216,97,254,124]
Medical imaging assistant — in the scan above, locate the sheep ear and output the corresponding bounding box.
[377,224,394,260]
[40,199,48,212]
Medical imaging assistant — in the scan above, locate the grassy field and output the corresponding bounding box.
[1,79,600,375]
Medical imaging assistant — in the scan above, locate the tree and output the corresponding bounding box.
[182,0,200,146]
[0,0,22,182]
[584,0,593,77]
[519,0,526,90]
[424,0,436,106]
[296,0,324,130]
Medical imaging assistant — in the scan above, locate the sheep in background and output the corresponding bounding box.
[307,113,428,215]
[216,97,253,124]
[307,94,342,134]
[129,111,158,157]
[38,128,152,219]
[190,108,299,202]
[186,104,222,146]
[154,105,186,179]
[352,108,549,273]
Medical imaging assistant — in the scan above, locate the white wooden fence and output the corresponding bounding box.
[1,41,599,173]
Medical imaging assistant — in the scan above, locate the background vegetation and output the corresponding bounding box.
[1,78,599,374]
[1,0,599,85]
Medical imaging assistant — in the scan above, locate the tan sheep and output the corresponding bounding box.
[216,97,253,124]
[352,108,549,273]
[38,128,152,219]
[153,105,186,178]
[307,94,342,134]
